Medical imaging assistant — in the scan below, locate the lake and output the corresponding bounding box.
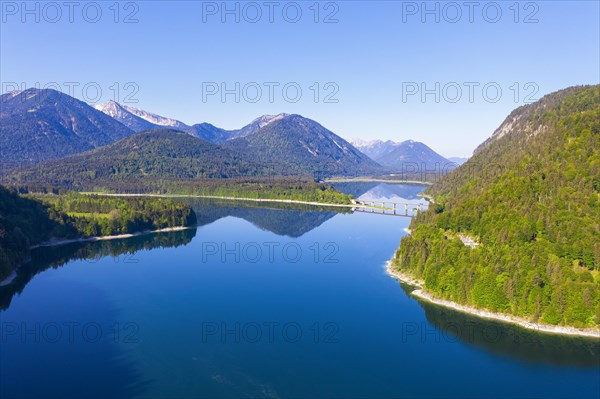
[0,183,598,398]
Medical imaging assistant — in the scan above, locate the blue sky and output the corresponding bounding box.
[1,1,599,157]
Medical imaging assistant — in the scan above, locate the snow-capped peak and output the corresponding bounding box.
[93,100,127,118]
[251,113,290,128]
[119,103,188,128]
[350,138,401,149]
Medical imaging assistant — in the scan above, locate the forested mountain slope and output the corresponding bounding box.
[0,89,134,164]
[0,186,196,280]
[223,114,384,177]
[393,85,600,328]
[4,129,267,189]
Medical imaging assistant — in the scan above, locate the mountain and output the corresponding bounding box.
[118,103,189,131]
[393,85,600,329]
[5,129,266,189]
[351,139,454,172]
[377,140,453,171]
[189,123,234,143]
[0,89,134,165]
[223,114,384,177]
[472,86,593,154]
[93,101,239,143]
[230,113,290,139]
[448,157,469,165]
[349,139,398,160]
[93,101,159,132]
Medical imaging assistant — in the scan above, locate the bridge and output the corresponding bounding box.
[353,200,428,217]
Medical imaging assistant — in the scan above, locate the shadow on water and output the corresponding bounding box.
[0,230,199,398]
[0,228,197,311]
[0,228,202,398]
[187,198,351,238]
[399,283,600,367]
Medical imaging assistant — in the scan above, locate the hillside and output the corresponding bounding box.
[393,85,600,329]
[4,129,267,190]
[0,89,134,164]
[224,114,384,177]
[229,113,290,139]
[0,187,196,280]
[0,185,76,278]
[189,123,234,142]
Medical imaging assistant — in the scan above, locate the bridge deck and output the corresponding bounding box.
[353,199,429,217]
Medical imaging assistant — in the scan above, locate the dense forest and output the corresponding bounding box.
[2,129,268,183]
[393,86,600,329]
[31,192,197,237]
[0,186,196,280]
[2,127,355,205]
[11,177,354,205]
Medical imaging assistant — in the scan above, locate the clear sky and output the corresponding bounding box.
[1,1,599,157]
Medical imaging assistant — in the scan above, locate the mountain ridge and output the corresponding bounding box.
[0,88,134,165]
[223,114,384,177]
[393,85,600,329]
[4,129,268,189]
[351,138,454,172]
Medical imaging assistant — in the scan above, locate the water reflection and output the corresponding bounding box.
[401,283,600,367]
[189,198,350,237]
[0,200,352,309]
[0,228,197,310]
[331,182,427,201]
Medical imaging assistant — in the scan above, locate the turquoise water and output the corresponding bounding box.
[1,184,598,398]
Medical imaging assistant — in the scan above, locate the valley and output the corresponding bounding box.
[1,3,599,394]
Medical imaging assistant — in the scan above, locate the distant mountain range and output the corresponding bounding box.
[93,101,288,143]
[448,157,469,165]
[1,88,450,183]
[0,89,134,164]
[350,139,455,172]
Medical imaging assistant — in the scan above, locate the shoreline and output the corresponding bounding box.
[82,192,356,209]
[0,226,192,286]
[30,226,190,249]
[325,178,432,185]
[0,270,18,287]
[385,260,600,339]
